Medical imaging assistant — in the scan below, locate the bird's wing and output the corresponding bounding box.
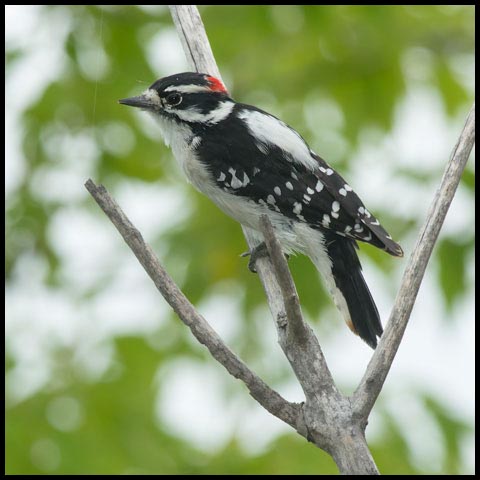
[309,152,403,257]
[202,105,402,256]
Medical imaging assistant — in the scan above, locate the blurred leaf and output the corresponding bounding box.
[423,394,471,474]
[437,237,472,311]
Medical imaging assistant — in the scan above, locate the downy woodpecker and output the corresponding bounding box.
[120,72,403,349]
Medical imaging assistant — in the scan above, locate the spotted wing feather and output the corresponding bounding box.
[310,152,403,257]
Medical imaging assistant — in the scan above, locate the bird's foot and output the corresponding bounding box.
[241,243,290,273]
[240,242,269,273]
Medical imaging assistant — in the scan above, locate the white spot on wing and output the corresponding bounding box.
[217,172,226,182]
[293,202,302,215]
[274,186,281,196]
[229,167,243,189]
[285,181,293,190]
[315,180,324,192]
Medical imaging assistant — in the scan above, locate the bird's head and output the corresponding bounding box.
[119,72,232,125]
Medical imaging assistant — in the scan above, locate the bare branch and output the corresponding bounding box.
[260,215,304,333]
[84,179,301,429]
[259,215,336,397]
[169,5,222,80]
[353,102,475,420]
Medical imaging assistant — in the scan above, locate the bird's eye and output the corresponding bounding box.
[165,92,182,106]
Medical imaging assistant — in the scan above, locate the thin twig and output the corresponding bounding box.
[352,102,475,420]
[84,179,301,429]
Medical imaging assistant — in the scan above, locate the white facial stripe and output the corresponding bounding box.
[237,109,317,171]
[173,101,234,124]
[164,84,211,94]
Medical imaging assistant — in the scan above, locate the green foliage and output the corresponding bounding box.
[438,237,473,311]
[6,5,474,475]
[2,337,417,475]
[7,336,470,474]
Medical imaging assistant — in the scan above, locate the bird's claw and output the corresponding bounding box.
[241,242,269,273]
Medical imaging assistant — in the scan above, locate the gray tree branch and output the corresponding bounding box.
[259,215,336,398]
[352,102,475,420]
[84,179,301,430]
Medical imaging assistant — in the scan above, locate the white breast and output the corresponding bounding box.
[150,113,211,188]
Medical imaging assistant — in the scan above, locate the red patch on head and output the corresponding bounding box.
[206,76,228,94]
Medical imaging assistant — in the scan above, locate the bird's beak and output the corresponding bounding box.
[118,94,154,109]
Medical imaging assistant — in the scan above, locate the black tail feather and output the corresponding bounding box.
[324,233,382,349]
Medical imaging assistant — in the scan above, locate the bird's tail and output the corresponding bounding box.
[307,232,382,349]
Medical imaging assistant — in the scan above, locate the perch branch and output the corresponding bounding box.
[259,215,336,397]
[353,102,475,420]
[84,179,300,429]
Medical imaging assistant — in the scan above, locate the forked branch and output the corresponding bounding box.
[84,179,300,429]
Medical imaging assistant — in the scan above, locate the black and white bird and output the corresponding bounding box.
[120,72,403,349]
